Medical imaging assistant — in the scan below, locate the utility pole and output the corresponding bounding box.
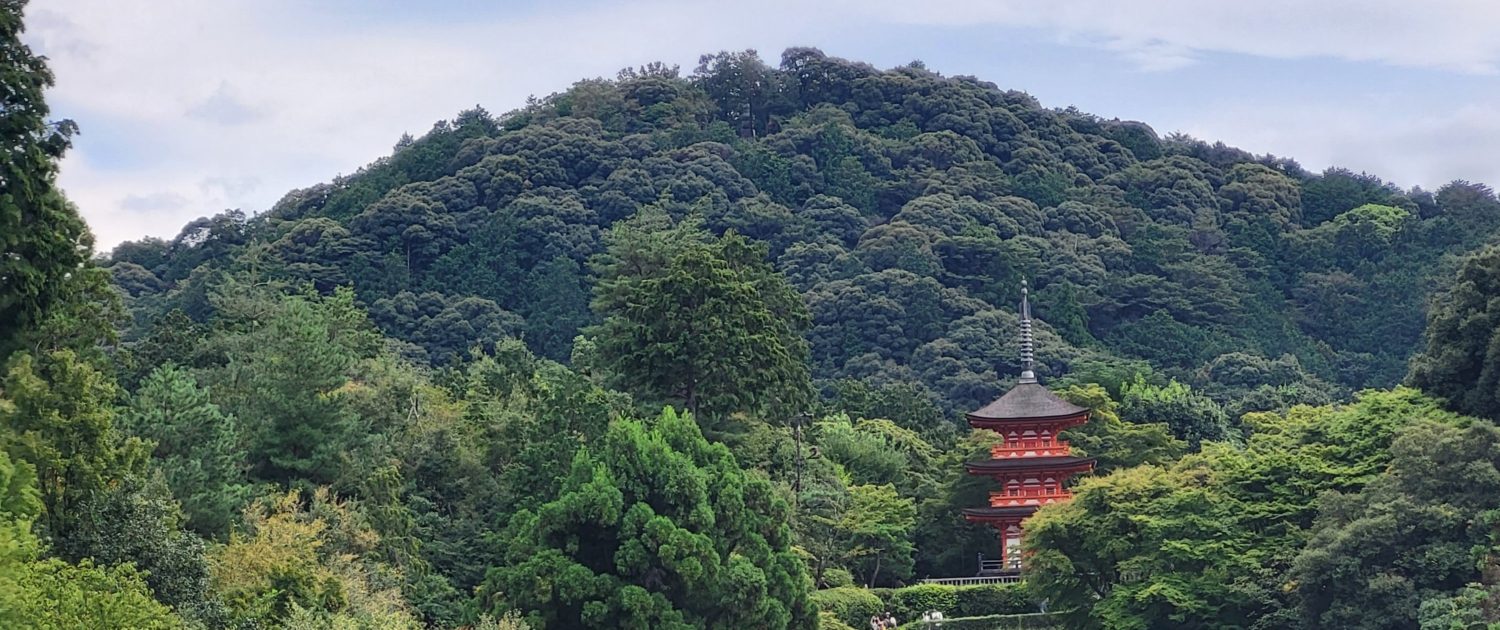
[792,411,812,511]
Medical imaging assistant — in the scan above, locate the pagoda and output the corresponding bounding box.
[962,282,1094,573]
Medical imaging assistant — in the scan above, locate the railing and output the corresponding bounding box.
[921,575,1022,586]
[991,441,1071,458]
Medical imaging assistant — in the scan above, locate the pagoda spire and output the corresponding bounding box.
[1019,279,1036,384]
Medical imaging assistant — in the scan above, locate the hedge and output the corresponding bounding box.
[811,586,884,628]
[815,582,1036,626]
[954,583,1032,617]
[896,612,1061,629]
[888,584,959,621]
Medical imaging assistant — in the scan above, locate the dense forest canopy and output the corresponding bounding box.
[13,0,1500,624]
[105,49,1495,421]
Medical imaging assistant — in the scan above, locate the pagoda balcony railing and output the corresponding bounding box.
[991,441,1072,458]
[990,490,1072,507]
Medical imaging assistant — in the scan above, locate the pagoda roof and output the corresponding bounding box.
[967,381,1088,423]
[963,456,1095,474]
[962,506,1040,520]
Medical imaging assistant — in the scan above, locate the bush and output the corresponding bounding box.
[897,613,1061,630]
[820,611,859,630]
[954,583,1033,616]
[811,587,884,628]
[888,584,958,621]
[823,567,855,588]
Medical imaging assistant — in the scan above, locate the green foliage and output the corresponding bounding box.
[56,475,227,626]
[0,453,181,629]
[887,583,958,621]
[478,407,815,629]
[1024,388,1467,629]
[811,586,884,627]
[0,0,89,363]
[1058,383,1185,474]
[209,286,380,485]
[953,583,1033,617]
[1118,375,1234,446]
[838,483,917,587]
[0,349,136,538]
[1292,420,1500,629]
[121,364,250,537]
[209,489,422,629]
[1410,244,1500,420]
[590,212,812,421]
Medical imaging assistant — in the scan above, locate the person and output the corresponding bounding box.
[884,611,899,628]
[870,615,883,630]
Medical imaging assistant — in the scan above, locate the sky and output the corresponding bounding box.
[23,0,1500,251]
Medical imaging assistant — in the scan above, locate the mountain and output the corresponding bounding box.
[104,48,1496,422]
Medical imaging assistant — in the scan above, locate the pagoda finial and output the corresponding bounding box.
[1019,279,1036,383]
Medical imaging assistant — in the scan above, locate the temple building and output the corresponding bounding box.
[962,282,1094,573]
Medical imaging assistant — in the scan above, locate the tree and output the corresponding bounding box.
[211,287,380,485]
[590,212,811,422]
[121,364,250,537]
[1024,462,1269,629]
[1058,383,1185,474]
[0,451,181,629]
[209,488,422,628]
[837,483,916,587]
[1293,420,1500,629]
[1410,244,1500,420]
[0,350,135,538]
[0,0,89,361]
[477,407,815,629]
[1118,376,1234,447]
[56,475,227,626]
[522,256,592,361]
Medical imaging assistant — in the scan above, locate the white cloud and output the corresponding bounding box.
[853,0,1500,74]
[1182,101,1500,191]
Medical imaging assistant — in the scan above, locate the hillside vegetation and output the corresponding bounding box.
[13,11,1500,627]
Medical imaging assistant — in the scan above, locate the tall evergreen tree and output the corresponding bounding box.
[0,0,89,361]
[478,407,815,629]
[121,364,250,537]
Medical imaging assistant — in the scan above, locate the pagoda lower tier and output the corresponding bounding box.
[963,455,1095,573]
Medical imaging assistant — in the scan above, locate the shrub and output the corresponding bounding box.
[823,567,855,588]
[811,587,883,628]
[888,584,958,621]
[954,583,1033,616]
[897,613,1061,630]
[820,611,859,630]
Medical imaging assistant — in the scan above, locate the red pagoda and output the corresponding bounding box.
[962,282,1093,573]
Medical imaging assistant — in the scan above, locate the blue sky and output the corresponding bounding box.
[24,0,1500,250]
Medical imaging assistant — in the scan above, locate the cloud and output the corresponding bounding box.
[187,82,265,126]
[119,191,188,212]
[200,176,261,199]
[853,0,1500,74]
[1182,102,1500,191]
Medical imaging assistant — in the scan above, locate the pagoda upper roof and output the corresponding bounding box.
[964,455,1095,474]
[967,381,1088,423]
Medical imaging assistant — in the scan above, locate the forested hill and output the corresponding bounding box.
[107,48,1493,422]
